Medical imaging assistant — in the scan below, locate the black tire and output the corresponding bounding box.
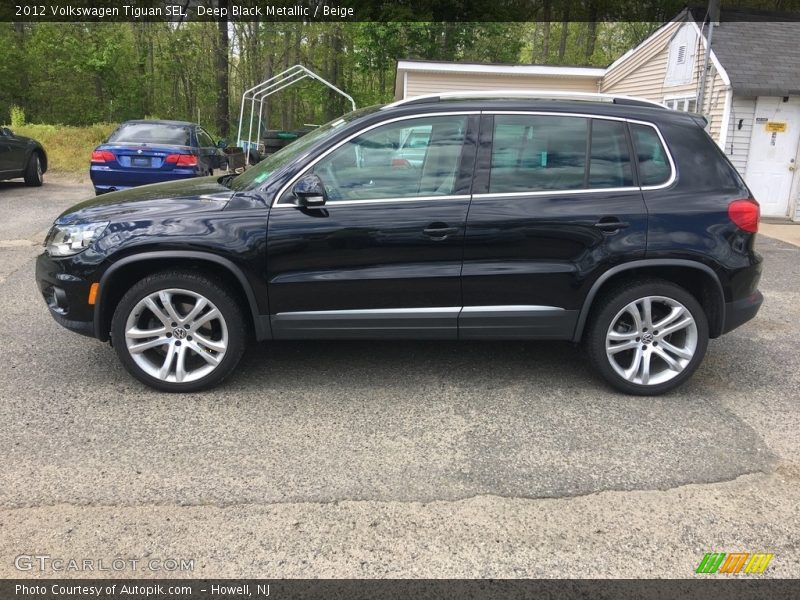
[585,280,709,396]
[110,271,247,392]
[24,153,43,186]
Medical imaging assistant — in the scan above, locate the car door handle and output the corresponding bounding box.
[423,224,459,239]
[593,218,630,232]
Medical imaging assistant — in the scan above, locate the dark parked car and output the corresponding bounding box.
[0,126,47,186]
[90,119,226,195]
[36,92,763,394]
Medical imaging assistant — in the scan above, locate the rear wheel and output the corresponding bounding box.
[24,153,43,186]
[585,280,709,395]
[111,271,246,392]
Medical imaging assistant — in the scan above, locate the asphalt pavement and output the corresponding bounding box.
[0,176,798,578]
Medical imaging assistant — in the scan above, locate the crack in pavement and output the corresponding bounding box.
[0,469,779,511]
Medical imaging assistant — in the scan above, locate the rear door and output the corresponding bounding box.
[266,113,478,339]
[460,112,648,339]
[196,127,221,171]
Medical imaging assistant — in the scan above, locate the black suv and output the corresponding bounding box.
[35,93,763,394]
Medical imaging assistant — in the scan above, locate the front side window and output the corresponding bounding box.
[307,115,468,202]
[630,123,672,186]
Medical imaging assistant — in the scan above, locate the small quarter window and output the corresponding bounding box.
[588,119,634,188]
[630,124,672,187]
[489,115,588,193]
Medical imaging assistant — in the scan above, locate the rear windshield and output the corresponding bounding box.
[108,123,191,146]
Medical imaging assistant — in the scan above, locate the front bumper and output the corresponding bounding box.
[721,290,763,335]
[35,252,98,339]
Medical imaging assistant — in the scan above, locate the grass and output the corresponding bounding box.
[3,122,116,175]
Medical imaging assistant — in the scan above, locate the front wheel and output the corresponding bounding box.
[111,271,247,392]
[585,281,709,395]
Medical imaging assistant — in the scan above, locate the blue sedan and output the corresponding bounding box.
[90,120,226,195]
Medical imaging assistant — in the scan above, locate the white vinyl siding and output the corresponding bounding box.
[403,71,601,98]
[601,20,728,144]
[723,96,756,175]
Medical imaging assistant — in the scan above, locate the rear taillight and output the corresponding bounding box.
[728,198,760,233]
[91,150,115,163]
[165,154,198,167]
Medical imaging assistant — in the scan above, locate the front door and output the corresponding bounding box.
[266,113,478,339]
[745,96,800,218]
[461,113,648,339]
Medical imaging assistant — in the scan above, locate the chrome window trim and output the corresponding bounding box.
[271,110,676,208]
[272,111,479,208]
[473,187,640,199]
[292,195,471,207]
[480,111,677,195]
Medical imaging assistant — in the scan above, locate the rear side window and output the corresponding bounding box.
[489,115,588,193]
[589,120,634,188]
[108,123,191,146]
[630,123,671,186]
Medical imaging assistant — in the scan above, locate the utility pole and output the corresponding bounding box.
[697,0,720,115]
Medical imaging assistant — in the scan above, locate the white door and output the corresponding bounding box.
[744,96,800,217]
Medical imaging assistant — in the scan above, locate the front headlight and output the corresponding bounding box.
[45,222,109,257]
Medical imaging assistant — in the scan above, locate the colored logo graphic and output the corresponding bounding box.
[696,552,773,574]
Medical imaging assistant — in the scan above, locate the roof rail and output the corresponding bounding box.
[383,90,666,110]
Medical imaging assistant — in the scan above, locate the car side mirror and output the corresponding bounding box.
[216,139,228,149]
[292,173,327,207]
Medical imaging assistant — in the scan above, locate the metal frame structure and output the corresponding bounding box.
[236,65,357,157]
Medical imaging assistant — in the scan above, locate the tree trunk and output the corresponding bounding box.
[558,6,570,62]
[584,2,598,62]
[540,1,551,63]
[215,0,230,137]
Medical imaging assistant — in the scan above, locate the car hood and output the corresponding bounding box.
[56,177,234,225]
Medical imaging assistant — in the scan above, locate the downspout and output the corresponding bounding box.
[697,0,719,115]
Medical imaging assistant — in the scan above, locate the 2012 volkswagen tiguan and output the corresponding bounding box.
[35,92,763,394]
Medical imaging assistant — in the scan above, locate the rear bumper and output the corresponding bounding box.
[90,166,200,191]
[721,290,763,335]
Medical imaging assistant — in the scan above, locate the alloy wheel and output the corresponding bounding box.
[605,295,698,386]
[124,288,228,383]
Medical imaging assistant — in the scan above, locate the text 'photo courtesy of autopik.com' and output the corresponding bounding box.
[1,0,800,598]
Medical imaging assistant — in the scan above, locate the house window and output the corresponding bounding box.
[665,96,698,113]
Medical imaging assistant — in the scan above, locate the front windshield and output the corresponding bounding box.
[229,105,381,191]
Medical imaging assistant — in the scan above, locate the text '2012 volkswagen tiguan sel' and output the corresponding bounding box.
[36,92,763,394]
